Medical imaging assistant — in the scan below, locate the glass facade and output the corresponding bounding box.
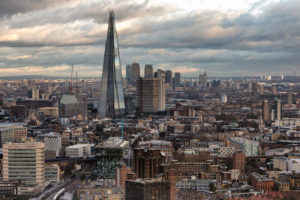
[98,11,125,118]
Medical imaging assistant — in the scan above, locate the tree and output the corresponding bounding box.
[209,183,216,192]
[272,183,279,191]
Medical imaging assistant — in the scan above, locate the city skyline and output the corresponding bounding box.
[0,0,300,77]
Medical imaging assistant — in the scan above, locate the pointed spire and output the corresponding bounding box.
[98,11,125,118]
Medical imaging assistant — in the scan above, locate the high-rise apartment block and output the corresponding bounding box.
[262,100,270,121]
[137,75,166,113]
[233,151,245,174]
[275,99,281,121]
[137,78,159,113]
[156,70,166,111]
[271,86,277,95]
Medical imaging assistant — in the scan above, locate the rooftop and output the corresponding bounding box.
[60,95,79,104]
[101,137,129,148]
[0,122,26,128]
[66,143,93,149]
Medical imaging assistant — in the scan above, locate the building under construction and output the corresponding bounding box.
[95,137,129,179]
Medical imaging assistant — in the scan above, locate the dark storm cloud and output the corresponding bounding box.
[7,0,172,29]
[0,0,70,17]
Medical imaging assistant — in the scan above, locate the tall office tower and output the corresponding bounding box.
[165,70,172,87]
[252,82,258,94]
[288,91,293,105]
[157,70,166,111]
[174,72,181,88]
[98,11,125,118]
[3,142,45,192]
[199,71,207,88]
[156,69,164,78]
[262,100,270,121]
[144,64,153,78]
[233,151,245,174]
[275,99,281,121]
[221,94,227,103]
[126,64,132,81]
[137,78,159,113]
[131,62,140,82]
[258,85,264,95]
[28,87,40,100]
[124,95,136,113]
[271,86,277,95]
[134,148,162,178]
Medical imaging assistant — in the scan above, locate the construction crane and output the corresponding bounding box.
[70,64,73,94]
[76,71,79,94]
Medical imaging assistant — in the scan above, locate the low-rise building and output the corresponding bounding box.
[36,132,61,157]
[273,156,300,173]
[250,172,274,191]
[0,123,27,146]
[65,144,94,158]
[45,164,61,184]
[176,177,216,192]
[229,137,259,156]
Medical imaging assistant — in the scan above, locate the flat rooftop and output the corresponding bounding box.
[101,137,129,148]
[0,122,26,128]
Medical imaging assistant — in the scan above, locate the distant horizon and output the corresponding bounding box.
[0,74,299,80]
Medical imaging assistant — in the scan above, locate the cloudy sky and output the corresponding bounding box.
[0,0,299,77]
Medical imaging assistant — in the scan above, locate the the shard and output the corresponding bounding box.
[98,11,125,118]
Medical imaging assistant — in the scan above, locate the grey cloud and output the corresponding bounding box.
[0,0,300,76]
[0,0,71,18]
[7,0,172,29]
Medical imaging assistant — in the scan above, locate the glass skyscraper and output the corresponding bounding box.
[98,11,125,118]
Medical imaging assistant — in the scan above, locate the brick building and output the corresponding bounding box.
[125,178,170,200]
[250,172,274,191]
